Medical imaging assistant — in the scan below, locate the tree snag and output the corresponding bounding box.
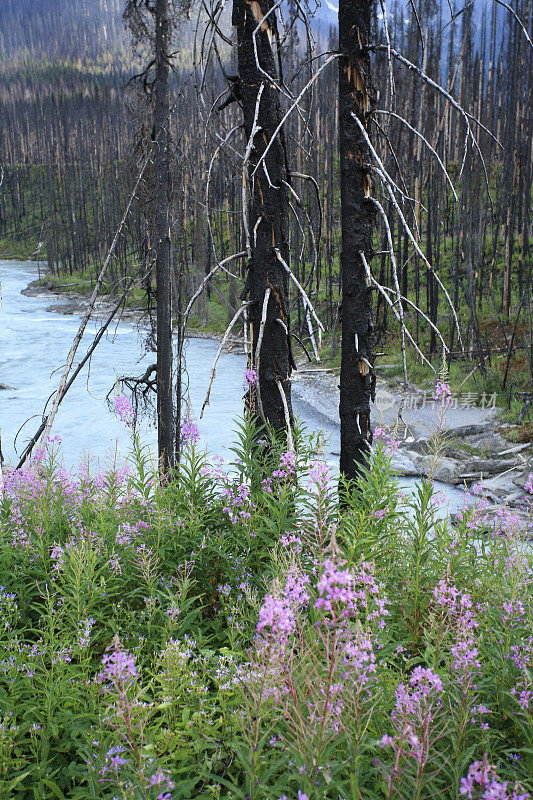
[338,0,376,487]
[154,0,175,476]
[232,0,296,438]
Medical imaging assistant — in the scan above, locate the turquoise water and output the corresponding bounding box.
[0,259,469,513]
[0,260,339,469]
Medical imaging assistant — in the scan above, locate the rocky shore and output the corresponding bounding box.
[291,367,532,527]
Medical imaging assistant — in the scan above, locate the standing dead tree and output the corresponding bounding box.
[193,0,326,445]
[231,0,296,438]
[123,0,190,476]
[153,0,175,476]
[338,0,376,487]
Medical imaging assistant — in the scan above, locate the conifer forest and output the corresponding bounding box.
[0,0,532,797]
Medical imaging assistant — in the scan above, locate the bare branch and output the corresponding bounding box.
[350,112,464,351]
[200,302,251,417]
[372,109,459,201]
[370,198,408,385]
[360,252,436,374]
[276,379,294,452]
[492,0,533,47]
[250,53,340,181]
[274,247,323,361]
[180,250,247,340]
[379,285,450,356]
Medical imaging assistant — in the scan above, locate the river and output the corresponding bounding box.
[0,259,468,512]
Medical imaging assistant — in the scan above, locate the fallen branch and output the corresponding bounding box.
[15,266,147,469]
[36,153,153,451]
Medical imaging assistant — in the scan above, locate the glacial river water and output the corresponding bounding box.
[0,259,468,512]
[0,260,341,467]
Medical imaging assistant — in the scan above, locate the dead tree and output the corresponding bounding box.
[124,0,189,476]
[154,0,174,475]
[232,0,296,438]
[338,0,376,486]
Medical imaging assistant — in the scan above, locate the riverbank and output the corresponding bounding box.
[20,274,533,527]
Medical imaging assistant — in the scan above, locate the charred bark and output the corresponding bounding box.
[338,0,376,487]
[154,0,174,475]
[232,0,295,435]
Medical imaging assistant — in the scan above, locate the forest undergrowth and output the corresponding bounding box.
[0,404,532,799]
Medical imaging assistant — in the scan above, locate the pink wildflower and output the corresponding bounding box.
[181,417,200,446]
[113,394,135,426]
[244,367,258,388]
[434,381,452,403]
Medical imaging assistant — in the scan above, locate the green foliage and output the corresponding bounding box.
[0,429,531,798]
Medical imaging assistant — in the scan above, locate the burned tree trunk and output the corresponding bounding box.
[232,0,295,436]
[338,0,376,486]
[154,0,174,475]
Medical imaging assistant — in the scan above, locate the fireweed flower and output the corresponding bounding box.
[50,543,65,572]
[272,450,296,481]
[181,418,200,446]
[256,567,310,642]
[378,666,444,775]
[459,758,530,799]
[307,459,331,492]
[280,531,302,553]
[99,644,138,686]
[243,367,258,389]
[113,394,135,426]
[257,594,296,639]
[430,579,482,698]
[315,560,357,616]
[431,580,478,633]
[222,483,255,528]
[409,666,444,695]
[471,704,492,730]
[511,669,532,714]
[373,426,399,453]
[434,380,452,403]
[343,634,377,692]
[315,559,389,627]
